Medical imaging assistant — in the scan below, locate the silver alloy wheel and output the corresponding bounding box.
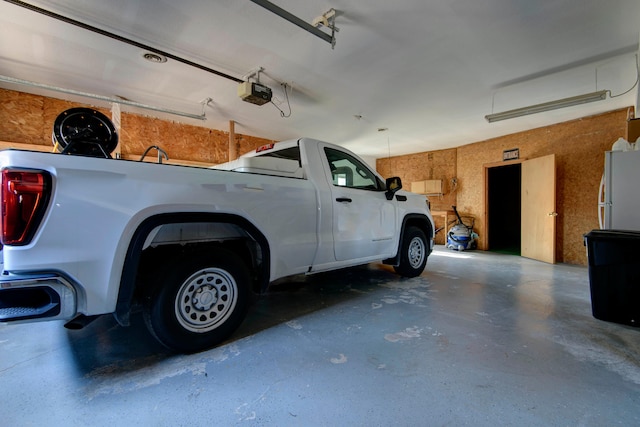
[174,267,238,333]
[408,236,426,268]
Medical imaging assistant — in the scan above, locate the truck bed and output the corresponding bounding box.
[213,156,304,178]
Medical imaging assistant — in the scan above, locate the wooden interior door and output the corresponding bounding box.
[521,154,556,263]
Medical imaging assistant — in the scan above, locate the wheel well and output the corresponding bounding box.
[384,214,434,266]
[114,213,270,326]
[404,216,433,241]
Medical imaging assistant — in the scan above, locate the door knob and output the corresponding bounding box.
[548,212,558,217]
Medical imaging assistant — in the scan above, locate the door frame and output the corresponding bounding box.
[483,156,557,263]
[482,158,526,251]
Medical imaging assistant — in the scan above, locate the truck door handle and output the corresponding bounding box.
[336,197,352,203]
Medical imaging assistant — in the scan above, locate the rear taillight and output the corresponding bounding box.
[1,169,51,246]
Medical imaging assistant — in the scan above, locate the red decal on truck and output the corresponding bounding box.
[255,143,275,153]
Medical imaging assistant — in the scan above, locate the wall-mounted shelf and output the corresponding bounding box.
[411,179,443,196]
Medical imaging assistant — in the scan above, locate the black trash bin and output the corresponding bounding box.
[584,230,640,327]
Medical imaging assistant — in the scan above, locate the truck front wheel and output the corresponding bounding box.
[143,249,250,353]
[394,226,428,278]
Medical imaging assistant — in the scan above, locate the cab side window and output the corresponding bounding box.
[324,147,384,191]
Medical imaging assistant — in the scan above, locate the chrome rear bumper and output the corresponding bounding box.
[0,274,76,323]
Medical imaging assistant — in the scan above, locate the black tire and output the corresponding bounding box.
[394,226,429,277]
[143,249,250,353]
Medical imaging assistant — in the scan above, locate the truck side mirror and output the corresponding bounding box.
[385,177,402,200]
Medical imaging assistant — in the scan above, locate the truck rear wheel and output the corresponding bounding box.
[394,226,428,278]
[143,249,250,353]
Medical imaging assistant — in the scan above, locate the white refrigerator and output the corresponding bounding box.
[600,150,640,230]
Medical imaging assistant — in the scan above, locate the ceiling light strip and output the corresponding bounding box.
[0,74,207,120]
[3,0,243,83]
[485,90,608,123]
[249,0,334,46]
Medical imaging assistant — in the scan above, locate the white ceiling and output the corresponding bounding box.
[1,0,639,159]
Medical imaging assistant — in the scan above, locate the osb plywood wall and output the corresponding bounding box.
[377,149,457,244]
[378,108,630,265]
[0,88,274,164]
[459,110,627,265]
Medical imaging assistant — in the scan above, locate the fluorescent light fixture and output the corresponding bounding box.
[485,90,608,123]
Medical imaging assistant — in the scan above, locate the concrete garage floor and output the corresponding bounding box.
[1,246,639,426]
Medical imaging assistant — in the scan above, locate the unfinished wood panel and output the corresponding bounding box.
[378,148,457,208]
[120,114,228,164]
[229,120,237,161]
[378,148,457,244]
[1,89,112,147]
[457,109,628,265]
[0,88,275,166]
[0,89,45,144]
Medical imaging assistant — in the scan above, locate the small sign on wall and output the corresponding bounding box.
[503,148,519,161]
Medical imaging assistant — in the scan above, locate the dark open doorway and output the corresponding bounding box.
[487,164,521,255]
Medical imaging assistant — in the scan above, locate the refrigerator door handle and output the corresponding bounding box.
[598,173,605,229]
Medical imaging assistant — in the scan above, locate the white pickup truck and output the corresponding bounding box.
[0,137,434,353]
